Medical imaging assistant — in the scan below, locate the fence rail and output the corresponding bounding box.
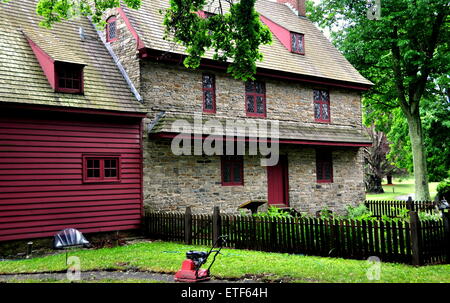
[364,198,436,218]
[144,206,450,266]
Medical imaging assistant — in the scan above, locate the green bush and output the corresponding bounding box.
[436,178,450,201]
[253,206,293,219]
[344,204,374,221]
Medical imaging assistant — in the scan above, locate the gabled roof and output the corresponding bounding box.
[122,0,373,88]
[0,0,146,114]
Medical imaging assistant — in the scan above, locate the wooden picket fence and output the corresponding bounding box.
[144,207,450,266]
[364,198,435,218]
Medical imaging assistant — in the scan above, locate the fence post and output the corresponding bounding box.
[212,206,221,245]
[410,211,421,266]
[443,211,450,263]
[406,196,414,212]
[185,207,192,245]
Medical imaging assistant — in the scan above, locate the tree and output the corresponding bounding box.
[363,124,404,193]
[1,0,271,81]
[387,94,450,182]
[310,0,450,200]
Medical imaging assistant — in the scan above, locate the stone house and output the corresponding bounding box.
[0,0,373,245]
[104,0,372,215]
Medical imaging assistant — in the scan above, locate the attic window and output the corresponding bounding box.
[291,32,305,55]
[106,16,117,42]
[55,62,84,94]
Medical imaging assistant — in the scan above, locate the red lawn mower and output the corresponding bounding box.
[174,236,227,282]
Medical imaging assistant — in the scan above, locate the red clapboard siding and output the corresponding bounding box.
[0,109,143,242]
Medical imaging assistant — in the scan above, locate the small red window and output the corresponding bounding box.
[83,155,121,183]
[106,16,118,42]
[245,80,266,117]
[202,73,216,113]
[221,156,244,186]
[313,89,330,123]
[316,150,333,183]
[291,32,305,55]
[55,62,83,94]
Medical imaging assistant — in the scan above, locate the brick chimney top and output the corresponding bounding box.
[276,0,306,17]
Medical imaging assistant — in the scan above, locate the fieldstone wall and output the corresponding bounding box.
[103,8,141,92]
[143,137,365,215]
[141,61,362,129]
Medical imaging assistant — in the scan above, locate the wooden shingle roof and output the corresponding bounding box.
[122,0,372,87]
[0,0,145,114]
[148,112,372,145]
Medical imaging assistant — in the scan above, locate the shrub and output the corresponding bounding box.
[253,206,293,219]
[344,204,375,221]
[436,178,450,201]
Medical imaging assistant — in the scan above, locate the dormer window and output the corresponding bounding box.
[106,16,117,42]
[55,62,84,94]
[291,32,305,55]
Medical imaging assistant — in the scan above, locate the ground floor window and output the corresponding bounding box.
[83,155,121,183]
[221,155,244,186]
[316,149,333,183]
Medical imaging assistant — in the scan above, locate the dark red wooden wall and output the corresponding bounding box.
[0,108,143,242]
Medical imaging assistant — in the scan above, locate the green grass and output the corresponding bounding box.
[366,177,439,200]
[0,241,448,283]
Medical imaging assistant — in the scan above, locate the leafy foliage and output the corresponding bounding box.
[253,206,293,219]
[309,0,450,200]
[162,0,272,81]
[387,96,450,182]
[436,178,450,200]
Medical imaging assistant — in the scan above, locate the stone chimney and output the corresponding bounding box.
[276,0,306,17]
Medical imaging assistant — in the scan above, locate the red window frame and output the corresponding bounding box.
[316,150,333,183]
[82,155,121,183]
[313,89,331,123]
[245,80,266,117]
[202,73,216,113]
[221,156,244,186]
[55,62,84,94]
[291,32,305,55]
[106,16,118,43]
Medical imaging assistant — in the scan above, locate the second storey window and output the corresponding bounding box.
[106,16,117,42]
[291,32,305,54]
[221,156,244,186]
[55,62,83,94]
[83,155,121,183]
[202,73,216,113]
[245,80,266,117]
[313,89,330,122]
[316,150,333,183]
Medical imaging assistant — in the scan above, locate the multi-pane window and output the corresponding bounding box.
[106,16,117,42]
[221,156,244,186]
[245,80,266,117]
[316,150,333,183]
[202,74,216,113]
[291,32,305,54]
[83,156,120,183]
[313,89,330,122]
[55,63,83,94]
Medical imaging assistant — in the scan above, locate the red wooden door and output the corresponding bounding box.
[267,155,289,206]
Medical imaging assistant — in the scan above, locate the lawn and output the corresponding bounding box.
[366,177,439,201]
[0,240,448,283]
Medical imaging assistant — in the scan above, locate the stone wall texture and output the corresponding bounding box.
[142,138,365,215]
[107,15,367,215]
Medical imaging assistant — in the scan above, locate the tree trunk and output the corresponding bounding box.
[406,110,430,201]
[365,174,384,193]
[386,175,393,185]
